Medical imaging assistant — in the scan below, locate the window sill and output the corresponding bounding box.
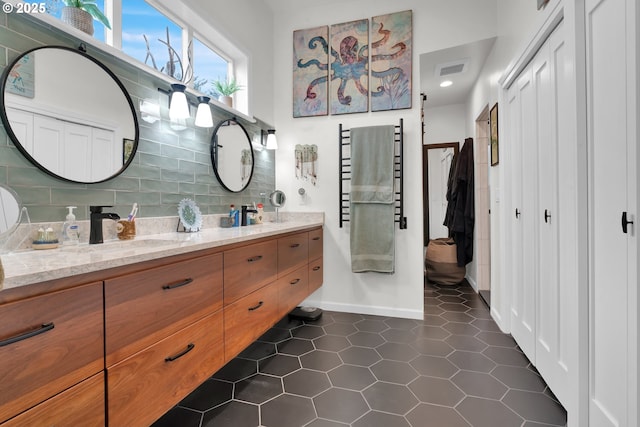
[5,4,255,123]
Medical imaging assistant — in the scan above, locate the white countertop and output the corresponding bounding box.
[0,216,323,291]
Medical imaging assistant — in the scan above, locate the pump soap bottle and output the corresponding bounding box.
[62,206,79,245]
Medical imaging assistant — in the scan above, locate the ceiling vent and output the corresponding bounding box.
[435,58,469,78]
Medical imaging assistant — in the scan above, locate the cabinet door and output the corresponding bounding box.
[278,232,309,277]
[105,253,223,366]
[224,240,278,305]
[277,266,309,318]
[586,0,638,425]
[108,310,224,427]
[0,282,103,423]
[224,282,279,362]
[0,373,104,427]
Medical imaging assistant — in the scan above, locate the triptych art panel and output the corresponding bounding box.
[293,10,412,118]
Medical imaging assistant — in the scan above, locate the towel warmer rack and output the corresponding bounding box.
[339,118,407,229]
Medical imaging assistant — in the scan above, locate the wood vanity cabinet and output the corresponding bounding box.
[0,225,323,427]
[0,282,104,425]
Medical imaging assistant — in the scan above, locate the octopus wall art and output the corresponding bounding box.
[292,10,412,117]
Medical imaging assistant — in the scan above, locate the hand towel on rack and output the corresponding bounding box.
[349,125,396,273]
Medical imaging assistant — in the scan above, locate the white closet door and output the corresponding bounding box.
[586,0,638,425]
[509,65,537,361]
[32,115,64,175]
[64,122,92,182]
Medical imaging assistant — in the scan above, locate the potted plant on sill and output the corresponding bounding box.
[61,0,111,36]
[212,78,242,108]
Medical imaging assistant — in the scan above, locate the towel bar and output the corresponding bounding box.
[338,118,407,229]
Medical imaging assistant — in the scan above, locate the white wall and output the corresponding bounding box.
[270,0,497,319]
[424,103,467,146]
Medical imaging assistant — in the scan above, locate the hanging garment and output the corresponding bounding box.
[443,137,474,266]
[349,125,396,273]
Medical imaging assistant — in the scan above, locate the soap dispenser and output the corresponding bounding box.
[62,206,79,245]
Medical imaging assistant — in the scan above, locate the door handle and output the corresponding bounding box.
[622,211,634,234]
[544,209,551,223]
[515,208,521,219]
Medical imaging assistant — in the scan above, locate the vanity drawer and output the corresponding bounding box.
[278,266,309,318]
[224,281,279,361]
[309,257,323,294]
[108,310,224,427]
[278,232,309,276]
[224,240,277,305]
[0,282,103,424]
[1,373,105,427]
[105,253,223,366]
[308,228,323,261]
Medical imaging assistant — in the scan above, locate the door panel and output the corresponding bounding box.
[510,66,536,361]
[586,0,637,425]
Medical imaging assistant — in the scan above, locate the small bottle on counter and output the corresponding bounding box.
[256,203,264,224]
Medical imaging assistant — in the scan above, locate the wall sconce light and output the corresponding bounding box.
[139,99,160,124]
[194,96,213,128]
[264,129,278,150]
[168,83,190,121]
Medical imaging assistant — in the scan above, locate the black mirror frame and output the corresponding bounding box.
[0,45,139,184]
[210,118,255,193]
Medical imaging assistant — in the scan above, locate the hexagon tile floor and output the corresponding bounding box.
[152,281,567,427]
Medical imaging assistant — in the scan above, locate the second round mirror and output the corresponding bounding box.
[211,119,254,192]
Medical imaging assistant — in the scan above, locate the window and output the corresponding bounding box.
[192,37,229,96]
[15,0,249,113]
[121,0,183,81]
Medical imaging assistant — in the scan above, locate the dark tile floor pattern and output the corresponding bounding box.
[153,281,567,427]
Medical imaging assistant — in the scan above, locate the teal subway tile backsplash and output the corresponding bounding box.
[0,10,275,222]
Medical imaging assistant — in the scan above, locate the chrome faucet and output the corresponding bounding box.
[89,205,120,244]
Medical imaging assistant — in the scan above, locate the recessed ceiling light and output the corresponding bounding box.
[440,80,453,88]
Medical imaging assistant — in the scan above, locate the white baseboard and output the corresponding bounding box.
[466,275,478,291]
[302,299,423,320]
[490,307,509,333]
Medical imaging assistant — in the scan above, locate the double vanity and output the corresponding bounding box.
[0,216,323,427]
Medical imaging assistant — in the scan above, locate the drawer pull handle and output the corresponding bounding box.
[312,237,321,241]
[162,278,194,290]
[165,343,195,362]
[0,322,55,347]
[248,301,264,311]
[312,266,321,271]
[290,243,301,248]
[247,255,263,263]
[290,278,301,285]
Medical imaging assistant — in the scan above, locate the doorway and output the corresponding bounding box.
[422,142,460,245]
[475,107,491,306]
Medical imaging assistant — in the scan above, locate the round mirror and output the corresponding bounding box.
[0,46,139,183]
[0,185,22,237]
[211,119,254,192]
[269,190,286,208]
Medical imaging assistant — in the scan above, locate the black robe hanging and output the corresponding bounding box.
[443,138,474,266]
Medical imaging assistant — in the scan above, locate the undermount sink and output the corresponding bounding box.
[60,238,179,253]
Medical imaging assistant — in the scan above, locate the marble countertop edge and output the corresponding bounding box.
[0,214,324,291]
